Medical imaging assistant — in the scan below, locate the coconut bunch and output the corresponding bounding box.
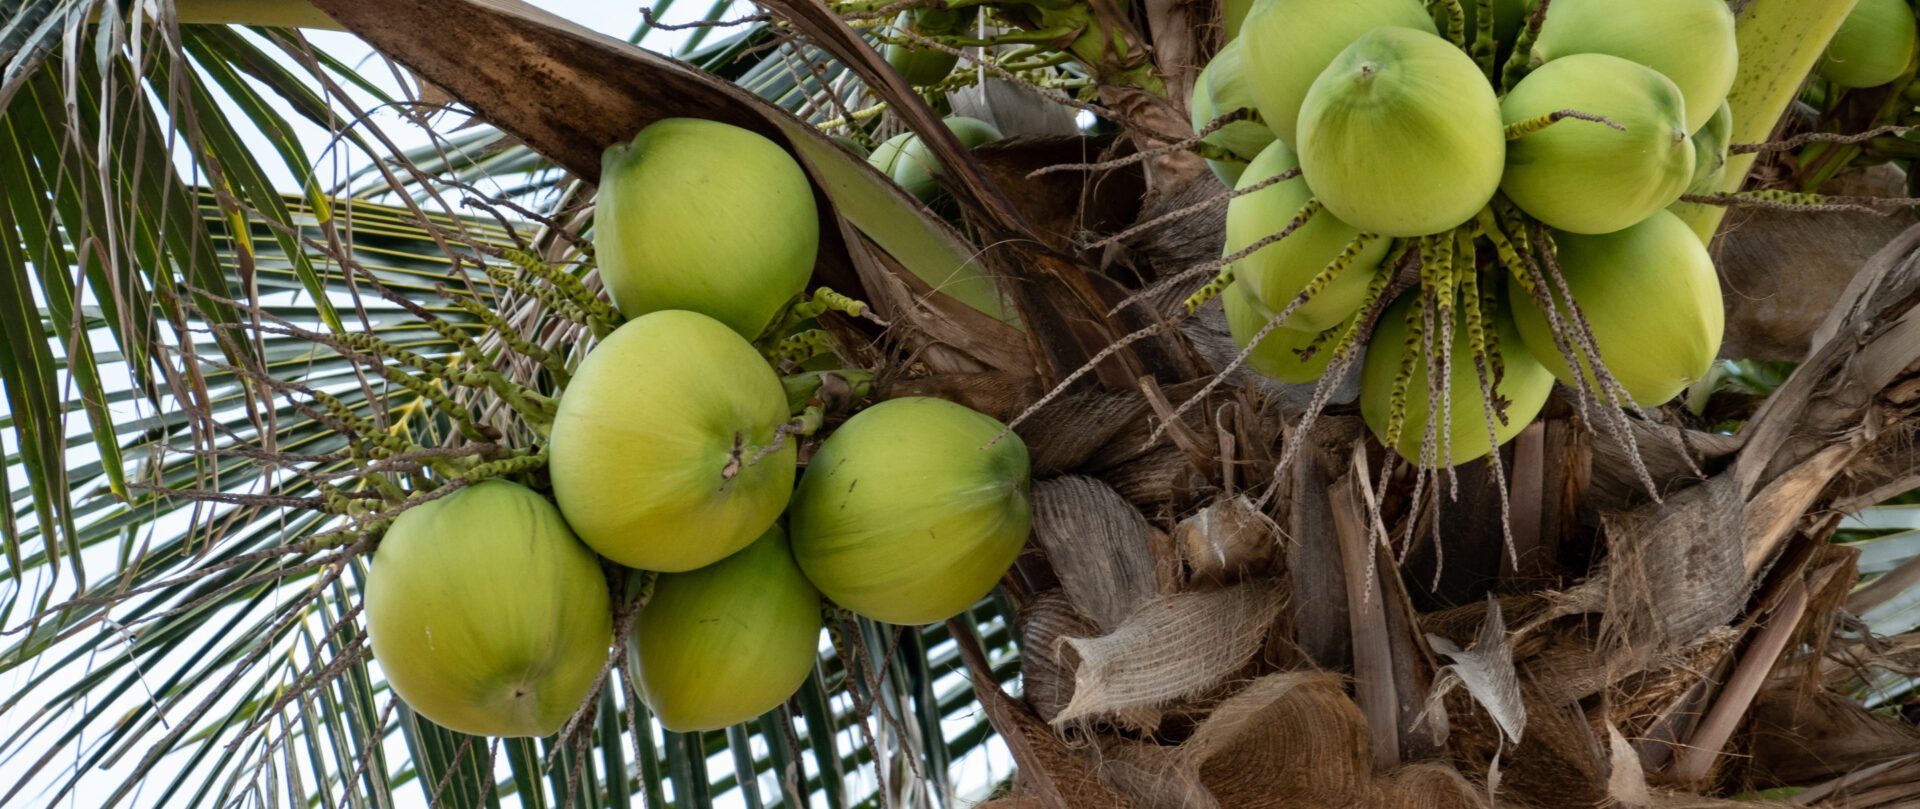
[360,118,1033,740]
[1198,0,1732,468]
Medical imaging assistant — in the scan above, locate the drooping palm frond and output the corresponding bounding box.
[0,5,1021,807]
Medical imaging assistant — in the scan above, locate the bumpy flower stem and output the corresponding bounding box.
[498,247,623,328]
[1433,0,1468,49]
[1504,109,1625,140]
[1184,266,1236,313]
[447,296,572,388]
[768,329,839,366]
[1472,0,1497,76]
[1500,0,1551,91]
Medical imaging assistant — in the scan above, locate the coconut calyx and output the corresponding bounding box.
[594,118,818,340]
[789,397,1031,625]
[549,310,796,573]
[365,480,613,738]
[634,524,822,732]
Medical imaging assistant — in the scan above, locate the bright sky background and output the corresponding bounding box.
[1,2,1014,806]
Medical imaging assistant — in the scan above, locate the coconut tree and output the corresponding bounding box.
[2,0,1920,806]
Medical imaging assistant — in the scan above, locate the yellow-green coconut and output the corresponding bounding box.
[550,310,795,573]
[1360,290,1554,466]
[1223,280,1348,384]
[1240,0,1436,147]
[596,118,819,339]
[788,397,1031,625]
[1500,53,1695,235]
[1297,26,1507,238]
[1225,140,1390,331]
[1192,38,1276,186]
[883,8,967,86]
[1529,0,1736,132]
[1819,0,1918,89]
[365,481,612,738]
[888,117,1004,202]
[634,525,822,732]
[1508,210,1723,407]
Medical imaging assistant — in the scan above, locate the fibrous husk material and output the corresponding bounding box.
[1175,494,1279,587]
[1054,580,1285,725]
[1019,591,1097,723]
[1029,476,1160,632]
[1100,672,1488,809]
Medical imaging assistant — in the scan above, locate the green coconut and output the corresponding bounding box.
[1529,0,1736,132]
[1500,53,1695,235]
[365,481,612,738]
[888,117,1004,202]
[634,524,822,732]
[596,118,818,339]
[883,8,966,87]
[789,397,1031,625]
[1193,38,1276,186]
[550,310,795,573]
[1239,0,1436,147]
[867,131,914,178]
[1359,289,1554,467]
[1297,26,1507,238]
[1508,211,1723,407]
[1683,100,1733,196]
[1223,281,1347,384]
[1819,0,1918,89]
[1191,78,1248,185]
[1225,140,1390,330]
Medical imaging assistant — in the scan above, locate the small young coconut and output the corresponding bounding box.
[596,118,818,339]
[1360,288,1554,467]
[1190,78,1248,185]
[1508,211,1723,407]
[788,397,1031,625]
[883,8,968,86]
[1500,53,1696,235]
[365,481,612,738]
[1239,0,1436,147]
[550,310,795,573]
[1223,281,1348,384]
[1819,0,1918,89]
[1297,27,1506,238]
[1530,0,1737,132]
[888,117,1004,202]
[633,524,822,733]
[1225,140,1389,330]
[1192,37,1276,185]
[1683,101,1733,196]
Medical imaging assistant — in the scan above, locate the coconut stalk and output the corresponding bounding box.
[1673,0,1861,242]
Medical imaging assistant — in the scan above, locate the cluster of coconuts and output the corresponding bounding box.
[868,115,1005,202]
[364,118,1033,738]
[1210,0,1731,467]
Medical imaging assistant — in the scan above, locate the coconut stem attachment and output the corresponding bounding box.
[1500,0,1551,91]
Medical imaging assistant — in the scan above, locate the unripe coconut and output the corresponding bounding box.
[634,524,821,732]
[1360,289,1554,466]
[883,8,965,87]
[1684,101,1733,196]
[867,131,914,178]
[550,310,795,572]
[1190,78,1248,185]
[1193,38,1276,186]
[365,481,612,738]
[1225,140,1390,330]
[1500,54,1695,235]
[596,118,818,339]
[1530,0,1736,132]
[1297,27,1506,238]
[1508,211,1723,407]
[1239,0,1436,146]
[1223,281,1348,384]
[1819,0,1918,89]
[889,117,1004,202]
[789,397,1031,625]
